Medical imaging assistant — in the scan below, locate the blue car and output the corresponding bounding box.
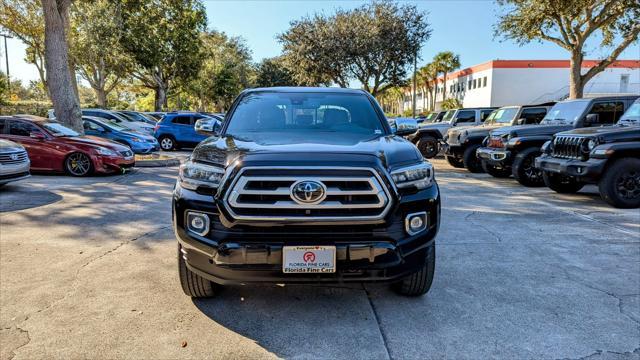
[154,112,220,151]
[83,116,159,154]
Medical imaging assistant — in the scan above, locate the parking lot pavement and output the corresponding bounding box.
[1,161,638,359]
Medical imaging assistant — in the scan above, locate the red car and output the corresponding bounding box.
[0,115,135,176]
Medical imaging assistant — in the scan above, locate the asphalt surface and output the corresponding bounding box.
[1,158,639,359]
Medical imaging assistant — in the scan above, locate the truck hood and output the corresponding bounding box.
[555,125,640,142]
[490,124,573,138]
[191,133,423,170]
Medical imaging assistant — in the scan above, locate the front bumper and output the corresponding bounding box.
[93,155,135,174]
[476,147,511,166]
[0,160,31,184]
[131,142,160,154]
[173,181,440,285]
[442,142,463,157]
[535,154,606,183]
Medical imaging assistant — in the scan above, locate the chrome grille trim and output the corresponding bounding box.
[222,166,393,223]
[0,151,29,165]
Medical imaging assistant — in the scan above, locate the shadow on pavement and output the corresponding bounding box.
[0,188,63,212]
[192,284,390,359]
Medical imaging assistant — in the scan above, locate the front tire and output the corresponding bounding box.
[512,147,544,187]
[543,171,584,193]
[417,136,439,158]
[598,158,640,208]
[159,135,176,151]
[463,144,484,173]
[178,244,218,298]
[392,244,435,296]
[481,160,511,178]
[445,155,464,168]
[64,152,93,177]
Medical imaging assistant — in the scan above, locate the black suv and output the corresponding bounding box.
[477,96,639,186]
[443,103,553,172]
[173,87,440,298]
[407,107,496,158]
[536,99,640,208]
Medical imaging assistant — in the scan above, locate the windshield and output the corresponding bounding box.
[42,122,79,137]
[225,92,385,140]
[618,102,640,126]
[425,112,438,122]
[100,119,129,132]
[486,108,519,125]
[541,100,590,125]
[440,110,456,123]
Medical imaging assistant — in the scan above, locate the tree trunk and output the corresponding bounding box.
[154,85,167,111]
[41,0,83,134]
[95,87,107,108]
[569,51,584,99]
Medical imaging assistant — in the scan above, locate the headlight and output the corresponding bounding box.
[179,160,225,190]
[391,162,434,190]
[587,139,597,150]
[95,147,117,156]
[131,137,143,143]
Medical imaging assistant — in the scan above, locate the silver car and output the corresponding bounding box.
[0,139,30,186]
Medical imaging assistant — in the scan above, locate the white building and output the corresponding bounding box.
[401,60,640,113]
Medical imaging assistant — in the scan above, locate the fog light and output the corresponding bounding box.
[405,212,427,235]
[186,211,209,236]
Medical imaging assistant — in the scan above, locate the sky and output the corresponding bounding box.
[2,0,639,84]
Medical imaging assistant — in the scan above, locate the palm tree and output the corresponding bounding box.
[432,51,460,102]
[418,62,438,112]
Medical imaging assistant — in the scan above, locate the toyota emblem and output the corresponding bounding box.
[291,180,327,205]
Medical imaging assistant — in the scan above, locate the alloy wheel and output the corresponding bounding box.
[523,154,543,183]
[66,153,91,176]
[616,170,640,200]
[160,138,173,150]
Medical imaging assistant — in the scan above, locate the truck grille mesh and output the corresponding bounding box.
[223,167,392,222]
[552,136,586,159]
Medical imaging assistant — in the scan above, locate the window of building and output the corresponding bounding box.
[468,80,472,89]
[473,79,477,89]
[483,77,487,87]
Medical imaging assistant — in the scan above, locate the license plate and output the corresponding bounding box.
[282,246,336,273]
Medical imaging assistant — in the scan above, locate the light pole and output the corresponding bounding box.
[412,49,417,118]
[1,33,12,94]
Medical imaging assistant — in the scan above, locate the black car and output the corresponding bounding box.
[173,87,440,298]
[536,99,640,208]
[443,103,553,172]
[477,96,639,186]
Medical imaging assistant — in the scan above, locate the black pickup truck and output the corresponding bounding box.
[477,96,639,186]
[443,103,553,172]
[536,98,640,208]
[173,87,440,298]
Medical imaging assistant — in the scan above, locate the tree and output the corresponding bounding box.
[71,0,133,107]
[41,0,82,133]
[418,62,438,111]
[0,0,47,91]
[495,0,640,99]
[182,31,253,111]
[119,0,207,111]
[279,0,431,95]
[255,57,296,88]
[432,51,460,102]
[441,98,462,110]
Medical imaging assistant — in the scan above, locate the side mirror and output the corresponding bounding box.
[30,131,46,140]
[194,118,221,136]
[394,118,418,136]
[584,113,599,127]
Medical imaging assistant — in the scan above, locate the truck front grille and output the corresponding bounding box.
[223,167,392,223]
[552,136,586,159]
[0,150,28,165]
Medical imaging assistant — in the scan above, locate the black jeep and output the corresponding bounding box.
[443,103,553,172]
[173,87,440,298]
[477,96,638,186]
[536,98,640,208]
[406,107,496,158]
